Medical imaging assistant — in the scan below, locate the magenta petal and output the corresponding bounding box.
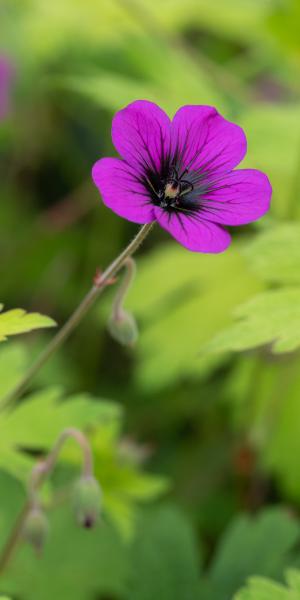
[200,169,272,226]
[154,207,231,253]
[92,158,155,224]
[171,105,247,174]
[112,100,171,174]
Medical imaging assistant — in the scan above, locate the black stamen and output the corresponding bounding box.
[142,159,202,215]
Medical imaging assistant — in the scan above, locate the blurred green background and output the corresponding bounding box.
[2,1,300,599]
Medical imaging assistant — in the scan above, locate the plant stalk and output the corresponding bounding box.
[1,222,154,410]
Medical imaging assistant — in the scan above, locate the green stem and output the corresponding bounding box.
[2,222,154,410]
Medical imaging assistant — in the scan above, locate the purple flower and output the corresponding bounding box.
[92,101,271,253]
[0,56,13,120]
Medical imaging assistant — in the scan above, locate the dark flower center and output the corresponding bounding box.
[144,164,202,214]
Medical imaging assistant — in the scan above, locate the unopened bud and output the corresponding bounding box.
[72,476,102,529]
[108,310,138,347]
[23,506,49,554]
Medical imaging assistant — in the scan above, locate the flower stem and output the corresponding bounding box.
[29,428,94,504]
[1,222,154,410]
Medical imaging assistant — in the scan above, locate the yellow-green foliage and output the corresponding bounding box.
[0,304,55,342]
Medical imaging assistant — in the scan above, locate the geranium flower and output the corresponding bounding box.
[0,56,13,120]
[92,101,271,253]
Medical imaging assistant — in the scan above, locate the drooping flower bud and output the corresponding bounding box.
[107,257,138,347]
[72,475,102,528]
[108,309,138,347]
[23,506,49,554]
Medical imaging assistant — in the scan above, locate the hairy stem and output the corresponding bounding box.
[29,427,94,503]
[1,222,154,409]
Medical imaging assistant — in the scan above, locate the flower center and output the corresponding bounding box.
[164,181,180,199]
[144,165,196,212]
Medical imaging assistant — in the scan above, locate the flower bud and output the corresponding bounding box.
[23,506,49,554]
[72,476,102,529]
[108,310,138,347]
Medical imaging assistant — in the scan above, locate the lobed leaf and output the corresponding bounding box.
[234,568,300,600]
[125,505,202,600]
[207,288,300,354]
[0,472,196,600]
[0,386,120,481]
[0,305,56,342]
[126,242,262,391]
[244,223,300,285]
[202,509,300,600]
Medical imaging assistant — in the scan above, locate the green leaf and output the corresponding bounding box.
[234,569,300,600]
[90,428,169,540]
[126,505,202,600]
[0,386,120,481]
[0,471,130,600]
[244,224,300,285]
[202,509,300,600]
[207,288,300,354]
[0,343,166,538]
[126,242,262,390]
[62,423,168,540]
[207,224,300,355]
[0,387,166,539]
[0,305,56,342]
[0,472,196,600]
[0,343,28,400]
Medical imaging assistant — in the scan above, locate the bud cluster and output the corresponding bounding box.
[22,428,102,555]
